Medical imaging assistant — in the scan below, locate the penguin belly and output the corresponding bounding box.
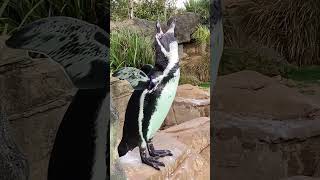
[145,70,180,140]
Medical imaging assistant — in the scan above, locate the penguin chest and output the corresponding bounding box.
[145,70,180,139]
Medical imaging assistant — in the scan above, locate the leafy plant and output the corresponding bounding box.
[184,0,209,24]
[134,0,176,21]
[111,0,177,21]
[111,0,129,21]
[110,29,155,72]
[192,24,210,44]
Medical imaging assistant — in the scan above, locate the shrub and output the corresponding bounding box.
[184,0,209,24]
[110,29,154,72]
[192,24,210,45]
[233,0,320,65]
[181,54,210,82]
[111,0,176,21]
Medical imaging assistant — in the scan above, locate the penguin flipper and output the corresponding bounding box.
[5,16,109,89]
[140,64,154,75]
[112,67,150,90]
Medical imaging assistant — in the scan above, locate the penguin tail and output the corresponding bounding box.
[118,140,129,157]
[118,137,139,157]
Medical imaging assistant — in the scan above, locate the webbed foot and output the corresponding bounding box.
[147,142,173,157]
[140,147,164,170]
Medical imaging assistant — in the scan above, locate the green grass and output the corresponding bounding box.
[0,0,109,34]
[199,82,210,88]
[286,66,320,82]
[192,24,210,45]
[110,29,154,72]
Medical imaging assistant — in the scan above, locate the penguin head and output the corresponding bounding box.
[155,19,178,57]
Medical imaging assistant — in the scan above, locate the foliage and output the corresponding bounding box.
[0,0,109,34]
[111,0,129,21]
[110,28,154,72]
[233,0,320,65]
[184,0,209,24]
[111,0,176,21]
[181,54,210,83]
[199,82,210,89]
[286,66,320,82]
[192,24,209,44]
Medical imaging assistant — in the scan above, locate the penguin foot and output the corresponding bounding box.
[140,147,165,170]
[150,149,173,157]
[147,142,173,157]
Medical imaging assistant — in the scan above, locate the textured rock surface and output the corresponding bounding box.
[214,111,320,180]
[1,36,74,180]
[164,84,210,127]
[110,76,133,143]
[120,117,210,180]
[110,98,127,180]
[216,70,320,120]
[111,12,200,44]
[0,111,29,180]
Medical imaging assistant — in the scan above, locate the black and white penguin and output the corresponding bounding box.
[5,16,109,180]
[113,19,180,170]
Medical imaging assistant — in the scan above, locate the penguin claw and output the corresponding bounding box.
[150,149,173,157]
[141,156,165,170]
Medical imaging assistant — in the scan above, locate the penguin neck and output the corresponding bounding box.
[48,88,108,180]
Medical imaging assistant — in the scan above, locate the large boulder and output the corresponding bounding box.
[120,117,210,180]
[111,12,201,44]
[214,111,320,180]
[215,70,320,120]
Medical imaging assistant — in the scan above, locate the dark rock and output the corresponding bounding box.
[0,36,74,180]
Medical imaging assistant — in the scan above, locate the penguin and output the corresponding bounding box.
[5,16,109,180]
[113,19,180,170]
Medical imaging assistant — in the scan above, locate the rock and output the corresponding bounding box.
[0,111,29,180]
[0,36,75,180]
[110,98,127,180]
[120,117,210,180]
[214,111,320,180]
[167,13,201,43]
[315,162,320,176]
[216,70,320,120]
[280,176,320,180]
[111,13,201,44]
[164,84,210,127]
[110,76,133,142]
[0,35,26,66]
[163,117,210,155]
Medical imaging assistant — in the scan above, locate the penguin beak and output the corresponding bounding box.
[156,21,163,35]
[166,18,176,34]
